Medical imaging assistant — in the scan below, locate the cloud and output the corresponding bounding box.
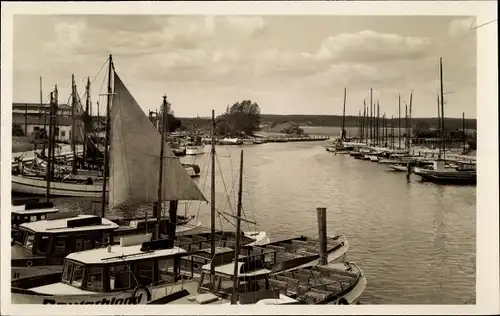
[12,16,476,118]
[448,17,474,38]
[317,30,431,63]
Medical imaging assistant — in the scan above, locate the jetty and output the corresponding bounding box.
[264,135,329,143]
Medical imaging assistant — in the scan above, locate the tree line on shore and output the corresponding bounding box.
[12,98,477,141]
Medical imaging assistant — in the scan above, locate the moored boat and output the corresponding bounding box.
[218,138,243,145]
[11,236,200,305]
[11,212,120,280]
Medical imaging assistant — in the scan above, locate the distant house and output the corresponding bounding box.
[12,102,84,143]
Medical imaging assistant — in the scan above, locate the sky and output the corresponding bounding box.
[13,15,477,118]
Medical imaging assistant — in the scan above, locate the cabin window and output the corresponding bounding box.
[40,214,46,220]
[71,264,84,287]
[86,267,104,291]
[24,232,35,251]
[30,215,37,222]
[75,236,96,252]
[158,259,175,283]
[36,235,51,254]
[109,264,136,290]
[53,235,69,255]
[15,230,26,244]
[135,260,155,286]
[62,262,74,283]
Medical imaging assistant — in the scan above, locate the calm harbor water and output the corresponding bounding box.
[34,141,476,304]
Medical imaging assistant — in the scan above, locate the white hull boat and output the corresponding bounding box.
[11,174,104,198]
[218,138,243,145]
[185,145,205,156]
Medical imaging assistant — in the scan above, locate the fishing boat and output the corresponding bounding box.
[11,236,201,305]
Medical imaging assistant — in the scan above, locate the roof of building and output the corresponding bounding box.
[13,102,71,109]
[12,114,81,126]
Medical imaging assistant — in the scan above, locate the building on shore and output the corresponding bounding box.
[12,102,84,143]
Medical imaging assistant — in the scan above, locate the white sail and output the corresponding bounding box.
[109,72,207,211]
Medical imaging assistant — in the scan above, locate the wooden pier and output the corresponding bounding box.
[264,135,329,143]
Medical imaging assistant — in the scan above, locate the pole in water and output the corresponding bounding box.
[316,207,327,265]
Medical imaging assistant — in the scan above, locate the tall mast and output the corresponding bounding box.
[376,101,380,146]
[369,89,373,144]
[71,74,77,174]
[437,95,441,157]
[358,109,361,139]
[398,94,401,150]
[84,77,91,158]
[341,87,346,141]
[462,112,466,151]
[210,109,216,288]
[391,115,394,149]
[405,103,408,149]
[101,54,113,218]
[40,76,45,143]
[363,100,367,143]
[52,85,58,181]
[45,92,54,202]
[155,94,168,240]
[231,149,244,305]
[408,91,413,153]
[439,57,446,160]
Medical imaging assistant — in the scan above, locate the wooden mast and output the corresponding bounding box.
[439,57,446,160]
[341,87,346,141]
[363,100,367,143]
[408,91,413,153]
[437,95,441,157]
[84,77,91,159]
[405,103,408,149]
[231,150,244,305]
[71,74,77,174]
[52,85,58,181]
[210,109,216,289]
[45,92,54,202]
[398,94,401,150]
[462,112,466,151]
[155,94,168,240]
[369,89,373,144]
[101,54,113,218]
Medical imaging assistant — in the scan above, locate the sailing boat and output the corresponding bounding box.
[413,58,477,185]
[11,76,105,197]
[326,88,354,154]
[185,115,205,155]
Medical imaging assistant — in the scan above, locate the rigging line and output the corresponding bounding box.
[215,153,236,214]
[78,56,110,102]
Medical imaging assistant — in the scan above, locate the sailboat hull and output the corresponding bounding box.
[11,174,103,198]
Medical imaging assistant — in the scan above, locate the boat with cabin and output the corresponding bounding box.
[11,212,120,280]
[11,236,201,305]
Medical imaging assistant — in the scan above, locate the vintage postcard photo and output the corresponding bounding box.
[1,1,498,315]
